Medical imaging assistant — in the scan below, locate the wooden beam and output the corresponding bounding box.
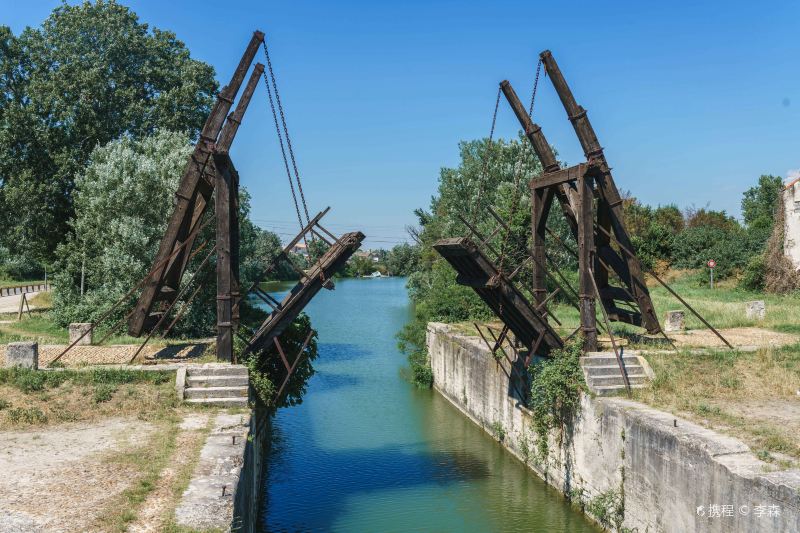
[540,49,661,334]
[531,163,590,190]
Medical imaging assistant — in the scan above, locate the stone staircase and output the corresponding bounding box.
[580,351,653,396]
[180,364,249,407]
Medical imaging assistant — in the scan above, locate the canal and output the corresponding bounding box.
[261,277,598,532]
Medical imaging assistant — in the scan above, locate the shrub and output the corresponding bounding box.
[239,313,318,409]
[93,383,117,403]
[528,339,587,461]
[741,254,766,291]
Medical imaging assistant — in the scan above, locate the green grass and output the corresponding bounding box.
[521,271,800,339]
[0,367,173,393]
[633,343,800,462]
[0,310,168,345]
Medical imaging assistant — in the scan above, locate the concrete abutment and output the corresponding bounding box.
[426,322,800,532]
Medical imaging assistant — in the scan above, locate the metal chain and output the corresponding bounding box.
[260,51,308,254]
[263,40,311,225]
[471,87,502,227]
[528,59,542,117]
[499,60,542,273]
[261,64,305,232]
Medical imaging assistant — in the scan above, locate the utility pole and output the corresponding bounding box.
[80,251,85,298]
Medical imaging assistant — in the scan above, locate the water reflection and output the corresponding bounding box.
[261,278,598,533]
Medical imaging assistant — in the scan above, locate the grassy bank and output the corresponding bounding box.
[0,367,176,428]
[634,344,800,465]
[534,271,800,338]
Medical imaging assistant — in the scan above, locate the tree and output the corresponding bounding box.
[0,1,216,263]
[51,131,285,338]
[385,243,420,276]
[742,175,783,231]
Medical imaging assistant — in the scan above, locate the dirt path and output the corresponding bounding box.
[667,326,799,349]
[0,418,156,532]
[127,413,211,532]
[0,292,39,314]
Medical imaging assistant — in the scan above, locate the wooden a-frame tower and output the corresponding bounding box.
[437,50,663,354]
[125,31,364,364]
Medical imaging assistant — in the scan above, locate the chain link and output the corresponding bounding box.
[263,40,311,226]
[471,87,502,227]
[499,59,543,274]
[528,59,542,117]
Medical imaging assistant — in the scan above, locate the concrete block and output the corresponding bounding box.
[745,300,765,320]
[68,323,93,345]
[6,341,38,369]
[664,310,685,332]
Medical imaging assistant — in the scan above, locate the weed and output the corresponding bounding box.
[587,488,624,530]
[696,403,722,416]
[7,406,47,424]
[93,383,118,404]
[490,420,506,442]
[0,399,10,410]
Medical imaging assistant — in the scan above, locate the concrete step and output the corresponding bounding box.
[589,374,649,387]
[185,397,248,408]
[186,375,249,388]
[186,364,248,377]
[583,364,644,376]
[184,386,248,399]
[581,355,640,367]
[593,384,648,396]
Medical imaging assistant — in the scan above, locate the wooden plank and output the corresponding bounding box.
[434,237,563,355]
[531,187,552,306]
[577,174,597,351]
[213,151,234,362]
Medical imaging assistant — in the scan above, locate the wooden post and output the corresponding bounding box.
[128,31,265,337]
[531,187,553,308]
[578,172,597,351]
[214,152,234,362]
[230,160,241,336]
[539,50,660,334]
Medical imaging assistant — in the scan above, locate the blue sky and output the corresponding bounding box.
[4,1,799,248]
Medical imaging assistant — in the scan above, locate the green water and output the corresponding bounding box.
[261,277,598,532]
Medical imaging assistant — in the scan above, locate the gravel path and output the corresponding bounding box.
[0,292,39,314]
[0,418,156,532]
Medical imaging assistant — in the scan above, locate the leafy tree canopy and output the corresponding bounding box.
[741,174,783,231]
[51,130,284,338]
[0,0,217,264]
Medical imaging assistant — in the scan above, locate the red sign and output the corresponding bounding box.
[707,259,716,269]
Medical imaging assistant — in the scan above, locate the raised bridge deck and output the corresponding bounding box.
[433,237,563,355]
[243,231,365,356]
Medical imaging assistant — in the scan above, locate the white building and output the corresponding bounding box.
[783,176,800,270]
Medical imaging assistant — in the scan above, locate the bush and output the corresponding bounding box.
[93,383,118,403]
[741,254,766,291]
[239,313,318,409]
[528,339,587,461]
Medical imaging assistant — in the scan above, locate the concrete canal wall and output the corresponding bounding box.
[427,322,800,533]
[175,409,271,532]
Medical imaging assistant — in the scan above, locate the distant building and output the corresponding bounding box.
[783,176,800,270]
[291,242,308,256]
